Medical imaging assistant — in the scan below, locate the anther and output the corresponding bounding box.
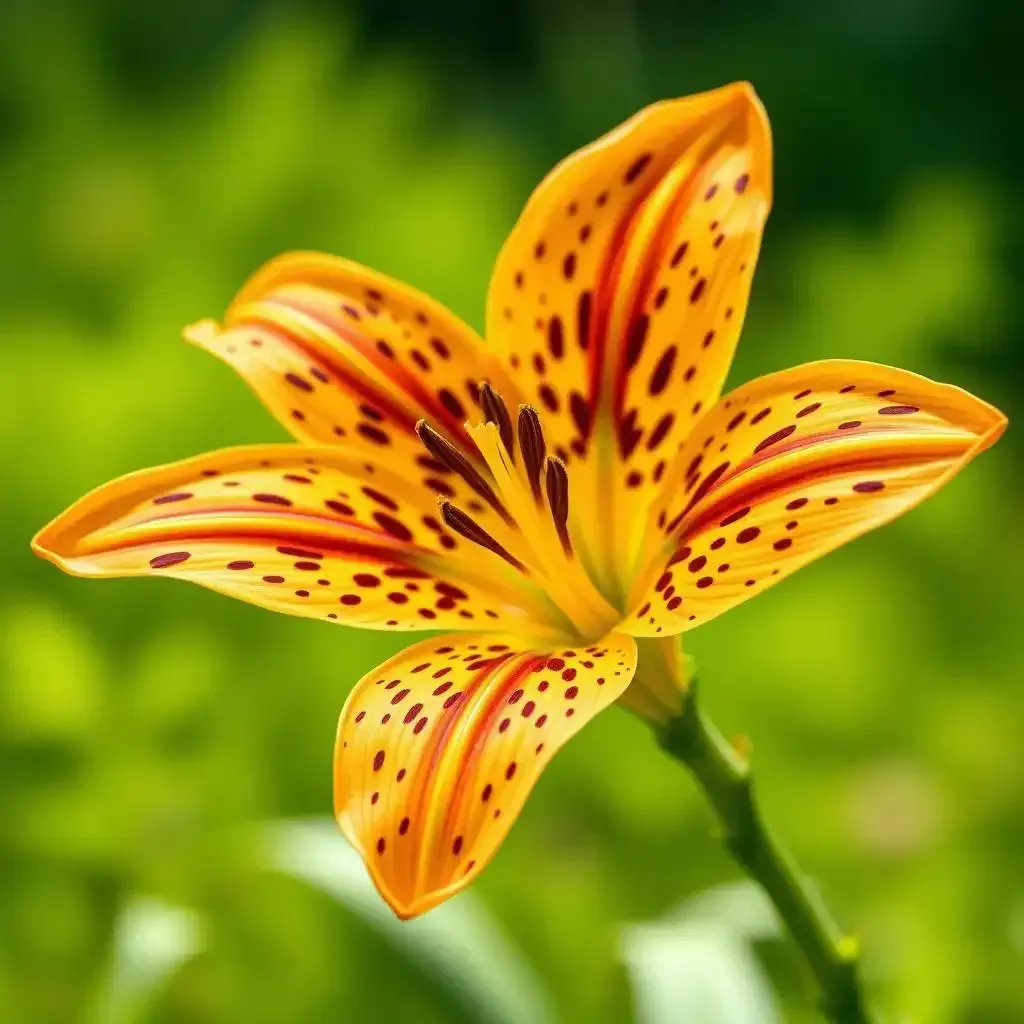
[480,382,515,461]
[544,457,572,556]
[439,501,527,572]
[517,406,546,503]
[416,420,514,526]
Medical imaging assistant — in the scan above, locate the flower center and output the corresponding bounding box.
[415,384,620,642]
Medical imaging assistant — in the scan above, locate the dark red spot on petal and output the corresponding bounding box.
[374,513,413,542]
[719,506,750,526]
[547,315,565,360]
[277,546,324,559]
[624,152,652,183]
[626,315,649,369]
[150,551,191,568]
[538,383,559,412]
[363,486,398,511]
[754,425,796,453]
[646,413,675,451]
[438,389,466,419]
[649,346,677,396]
[576,290,592,351]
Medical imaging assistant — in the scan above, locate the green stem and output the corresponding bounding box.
[658,680,874,1023]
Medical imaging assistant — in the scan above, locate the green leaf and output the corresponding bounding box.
[262,819,556,1024]
[87,898,204,1024]
[620,883,780,1024]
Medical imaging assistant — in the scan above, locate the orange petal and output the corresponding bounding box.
[186,251,521,456]
[486,82,770,592]
[334,630,637,918]
[32,444,562,635]
[625,361,1005,635]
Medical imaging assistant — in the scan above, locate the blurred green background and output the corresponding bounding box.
[1,1,1020,1021]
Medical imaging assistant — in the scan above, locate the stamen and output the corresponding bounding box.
[544,457,572,556]
[517,406,546,503]
[439,501,527,572]
[480,382,515,461]
[416,420,514,526]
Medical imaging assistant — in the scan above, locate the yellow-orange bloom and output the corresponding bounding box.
[32,83,1005,919]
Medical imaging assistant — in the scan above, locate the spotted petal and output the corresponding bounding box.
[334,631,637,918]
[186,251,520,458]
[32,444,564,636]
[486,82,771,594]
[625,361,1006,635]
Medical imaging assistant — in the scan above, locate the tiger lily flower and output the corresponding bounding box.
[33,82,1005,921]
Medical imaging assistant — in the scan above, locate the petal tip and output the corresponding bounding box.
[30,516,99,579]
[30,524,57,563]
[687,80,772,204]
[722,79,761,107]
[31,513,76,572]
[981,405,1008,448]
[334,812,447,922]
[182,318,221,348]
[967,406,1007,467]
[371,869,473,922]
